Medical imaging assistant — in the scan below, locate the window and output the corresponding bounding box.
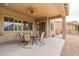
[28,23,32,30]
[18,21,22,31]
[51,23,54,31]
[75,26,78,31]
[50,19,55,31]
[23,21,33,31]
[14,20,18,31]
[4,17,33,31]
[4,17,8,31]
[4,17,14,31]
[23,21,29,30]
[14,20,22,31]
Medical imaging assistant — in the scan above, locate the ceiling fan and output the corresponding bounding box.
[26,7,37,14]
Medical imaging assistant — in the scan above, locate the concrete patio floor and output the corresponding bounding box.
[0,38,64,56]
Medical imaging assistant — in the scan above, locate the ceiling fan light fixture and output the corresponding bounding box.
[30,10,34,13]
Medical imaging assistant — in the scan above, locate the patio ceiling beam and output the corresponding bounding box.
[64,3,69,15]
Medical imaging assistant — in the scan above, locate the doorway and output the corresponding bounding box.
[38,22,46,37]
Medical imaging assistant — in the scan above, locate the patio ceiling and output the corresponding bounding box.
[0,3,68,18]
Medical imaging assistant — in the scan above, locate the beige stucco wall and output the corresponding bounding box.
[0,7,35,43]
[0,32,18,43]
[66,24,72,33]
[55,21,73,34]
[55,21,62,34]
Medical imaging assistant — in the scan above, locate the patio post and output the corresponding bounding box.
[47,17,50,38]
[33,21,36,33]
[62,16,66,39]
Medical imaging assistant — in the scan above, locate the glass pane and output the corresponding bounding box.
[8,18,14,31]
[29,23,32,30]
[51,23,54,31]
[4,17,14,31]
[14,20,18,31]
[14,20,22,31]
[23,21,29,30]
[4,17,8,31]
[18,21,22,31]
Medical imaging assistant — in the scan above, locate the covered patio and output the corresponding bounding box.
[0,3,68,56]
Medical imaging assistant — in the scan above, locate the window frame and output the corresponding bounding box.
[3,16,33,32]
[4,16,14,31]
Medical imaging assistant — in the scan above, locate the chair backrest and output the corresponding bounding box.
[24,32,31,42]
[18,32,22,40]
[40,32,45,40]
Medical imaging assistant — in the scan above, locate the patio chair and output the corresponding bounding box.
[18,32,25,43]
[22,32,33,49]
[39,32,45,43]
[23,32,31,43]
[34,32,45,46]
[31,31,39,45]
[17,32,32,49]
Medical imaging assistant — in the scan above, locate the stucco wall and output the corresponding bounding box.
[0,32,19,43]
[55,21,62,34]
[55,21,73,34]
[66,24,72,33]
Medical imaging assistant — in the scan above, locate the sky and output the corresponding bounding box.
[66,0,79,22]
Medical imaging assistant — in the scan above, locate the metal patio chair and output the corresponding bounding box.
[34,32,45,46]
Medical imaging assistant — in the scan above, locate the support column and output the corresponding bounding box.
[47,17,50,38]
[62,16,66,39]
[33,20,36,34]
